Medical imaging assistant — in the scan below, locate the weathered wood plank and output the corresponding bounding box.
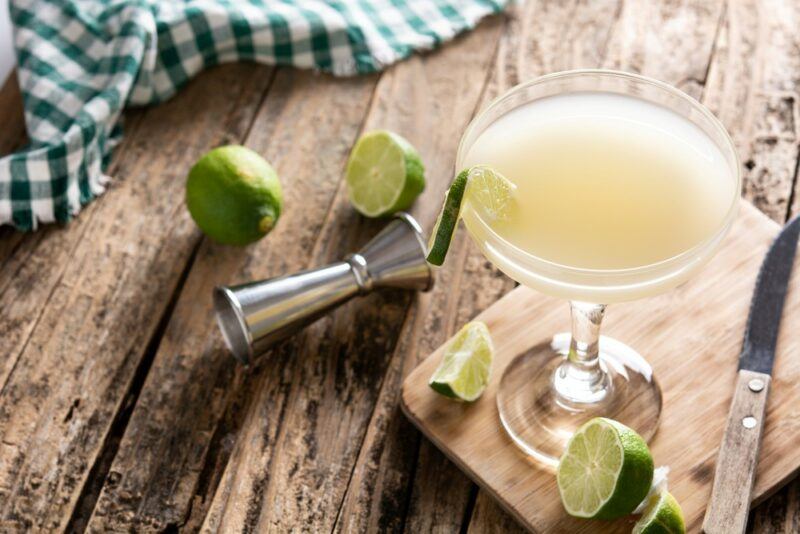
[86,69,380,531]
[0,63,273,532]
[0,1,797,532]
[0,109,147,397]
[704,0,800,222]
[0,72,32,266]
[0,72,26,155]
[603,0,724,100]
[748,478,800,533]
[199,20,514,533]
[326,17,509,534]
[467,491,527,534]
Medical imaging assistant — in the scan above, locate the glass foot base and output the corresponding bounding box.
[496,333,662,468]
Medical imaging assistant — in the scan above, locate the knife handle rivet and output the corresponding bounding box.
[748,378,765,392]
[742,416,758,429]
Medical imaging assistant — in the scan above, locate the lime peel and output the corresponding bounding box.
[426,165,515,266]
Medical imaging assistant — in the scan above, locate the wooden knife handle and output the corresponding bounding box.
[702,369,771,534]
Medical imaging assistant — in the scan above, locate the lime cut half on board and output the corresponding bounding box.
[557,417,654,520]
[427,165,515,266]
[429,321,493,401]
[633,491,686,534]
[345,130,425,217]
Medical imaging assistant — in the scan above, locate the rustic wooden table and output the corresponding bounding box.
[0,1,799,532]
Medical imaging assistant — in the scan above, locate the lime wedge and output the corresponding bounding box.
[429,321,493,401]
[427,169,469,265]
[426,165,514,266]
[557,418,654,520]
[346,130,425,217]
[633,491,685,534]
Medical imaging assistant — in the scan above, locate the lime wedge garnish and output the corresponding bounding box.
[466,165,516,220]
[427,169,469,265]
[633,491,686,534]
[345,130,425,217]
[429,321,493,401]
[557,418,654,520]
[426,165,514,266]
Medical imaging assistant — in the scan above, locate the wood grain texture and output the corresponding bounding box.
[0,0,799,532]
[402,202,800,533]
[704,0,800,222]
[84,70,379,532]
[330,17,515,534]
[0,110,148,396]
[603,0,725,100]
[0,72,26,155]
[201,19,520,534]
[704,370,771,534]
[748,480,800,534]
[0,64,273,532]
[467,491,527,534]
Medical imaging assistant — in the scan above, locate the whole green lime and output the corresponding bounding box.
[186,145,283,246]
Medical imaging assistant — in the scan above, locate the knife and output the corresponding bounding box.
[703,214,800,534]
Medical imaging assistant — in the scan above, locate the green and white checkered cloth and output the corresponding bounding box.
[3,0,509,230]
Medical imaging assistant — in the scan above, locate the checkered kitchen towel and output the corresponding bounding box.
[2,0,509,230]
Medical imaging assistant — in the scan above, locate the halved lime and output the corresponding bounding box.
[557,418,654,520]
[633,491,686,534]
[345,130,425,217]
[429,321,493,401]
[426,165,515,266]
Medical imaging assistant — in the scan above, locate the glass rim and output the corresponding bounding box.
[456,68,742,278]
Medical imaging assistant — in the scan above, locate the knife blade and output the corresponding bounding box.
[703,214,800,534]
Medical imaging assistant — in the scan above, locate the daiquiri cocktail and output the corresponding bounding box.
[456,70,740,466]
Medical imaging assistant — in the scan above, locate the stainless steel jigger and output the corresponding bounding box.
[213,213,433,364]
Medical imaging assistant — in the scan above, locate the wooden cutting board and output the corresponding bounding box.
[401,201,800,533]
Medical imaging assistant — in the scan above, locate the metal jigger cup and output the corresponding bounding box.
[213,213,433,364]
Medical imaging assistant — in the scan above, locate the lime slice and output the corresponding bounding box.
[426,165,514,266]
[429,321,493,401]
[633,491,686,534]
[427,169,469,265]
[466,165,516,220]
[557,418,654,520]
[186,145,283,246]
[345,130,425,217]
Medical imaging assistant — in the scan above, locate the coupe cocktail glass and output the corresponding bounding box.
[457,70,740,466]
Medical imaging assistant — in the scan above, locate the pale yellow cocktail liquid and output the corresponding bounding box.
[461,91,736,300]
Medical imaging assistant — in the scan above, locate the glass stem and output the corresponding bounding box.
[553,301,611,405]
